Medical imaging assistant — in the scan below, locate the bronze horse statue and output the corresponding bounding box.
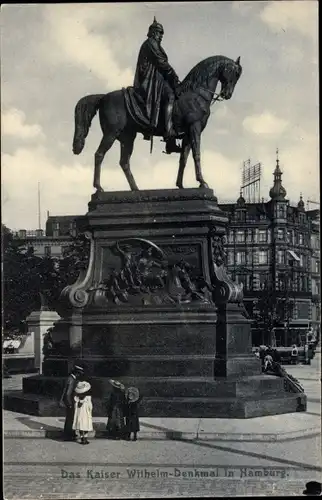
[72,55,242,192]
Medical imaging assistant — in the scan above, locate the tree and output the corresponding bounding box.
[2,226,90,332]
[2,224,60,330]
[251,277,295,345]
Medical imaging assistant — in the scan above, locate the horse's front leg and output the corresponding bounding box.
[189,122,209,189]
[176,135,191,189]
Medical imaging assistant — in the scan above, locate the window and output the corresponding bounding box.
[299,255,305,268]
[258,250,268,264]
[287,231,292,244]
[299,213,305,224]
[18,230,27,239]
[315,261,320,274]
[53,222,60,230]
[236,274,250,290]
[258,230,266,243]
[278,204,286,218]
[259,273,268,289]
[299,233,303,245]
[277,273,285,291]
[44,246,51,257]
[236,251,246,265]
[277,229,284,240]
[277,250,285,264]
[299,276,307,292]
[227,251,234,265]
[236,231,245,243]
[236,211,246,222]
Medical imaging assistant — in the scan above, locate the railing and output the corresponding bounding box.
[13,230,44,239]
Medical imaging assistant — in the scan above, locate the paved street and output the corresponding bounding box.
[3,353,321,498]
[4,434,322,498]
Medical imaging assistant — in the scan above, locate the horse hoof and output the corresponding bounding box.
[94,186,104,193]
[176,183,183,189]
[199,183,209,189]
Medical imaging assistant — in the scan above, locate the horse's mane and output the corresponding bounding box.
[180,55,234,93]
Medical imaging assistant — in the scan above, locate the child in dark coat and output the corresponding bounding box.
[124,386,140,441]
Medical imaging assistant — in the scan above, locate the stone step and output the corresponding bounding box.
[23,374,284,399]
[4,390,306,418]
[139,394,307,418]
[43,355,261,378]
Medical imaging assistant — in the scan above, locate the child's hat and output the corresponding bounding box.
[75,381,91,394]
[126,386,140,402]
[109,379,125,391]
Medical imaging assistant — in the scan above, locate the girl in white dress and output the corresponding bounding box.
[73,381,93,445]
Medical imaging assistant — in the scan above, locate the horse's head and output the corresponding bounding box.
[219,56,242,100]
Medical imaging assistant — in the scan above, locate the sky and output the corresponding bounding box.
[1,1,319,231]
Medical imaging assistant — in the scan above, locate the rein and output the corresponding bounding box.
[199,86,224,105]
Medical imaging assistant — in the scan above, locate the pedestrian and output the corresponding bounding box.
[124,386,141,441]
[106,379,126,439]
[73,381,93,445]
[304,343,310,365]
[291,344,299,365]
[264,353,274,372]
[60,364,84,441]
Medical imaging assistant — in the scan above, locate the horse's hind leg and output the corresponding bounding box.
[94,134,116,192]
[119,130,138,191]
[176,135,191,189]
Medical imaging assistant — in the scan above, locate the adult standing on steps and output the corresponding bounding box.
[60,364,85,441]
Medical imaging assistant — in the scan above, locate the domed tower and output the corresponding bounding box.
[297,193,305,212]
[269,149,288,222]
[235,189,247,221]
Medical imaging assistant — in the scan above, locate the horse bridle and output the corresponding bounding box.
[199,87,224,105]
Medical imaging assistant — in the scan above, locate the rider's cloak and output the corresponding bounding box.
[124,37,179,131]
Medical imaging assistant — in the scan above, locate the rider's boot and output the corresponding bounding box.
[164,101,182,154]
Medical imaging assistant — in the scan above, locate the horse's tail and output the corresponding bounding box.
[72,94,105,155]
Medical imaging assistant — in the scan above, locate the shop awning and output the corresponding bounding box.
[287,250,300,262]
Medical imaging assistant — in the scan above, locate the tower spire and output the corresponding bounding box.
[269,148,286,200]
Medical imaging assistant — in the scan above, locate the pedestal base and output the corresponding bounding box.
[5,374,306,418]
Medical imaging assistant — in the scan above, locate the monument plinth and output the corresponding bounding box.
[6,188,306,417]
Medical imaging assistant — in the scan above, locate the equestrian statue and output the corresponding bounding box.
[72,18,242,192]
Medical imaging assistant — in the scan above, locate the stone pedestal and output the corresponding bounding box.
[5,188,306,417]
[26,309,61,373]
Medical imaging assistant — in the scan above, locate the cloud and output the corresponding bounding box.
[2,146,92,230]
[260,1,318,39]
[2,108,45,140]
[2,144,241,229]
[243,112,289,135]
[280,45,304,66]
[43,5,134,90]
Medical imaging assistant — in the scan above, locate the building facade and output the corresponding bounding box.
[220,156,320,347]
[12,215,82,259]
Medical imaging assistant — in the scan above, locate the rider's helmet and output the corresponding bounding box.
[147,17,164,37]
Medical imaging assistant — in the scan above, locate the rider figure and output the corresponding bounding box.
[134,17,181,154]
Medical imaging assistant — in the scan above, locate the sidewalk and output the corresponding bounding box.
[3,357,321,442]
